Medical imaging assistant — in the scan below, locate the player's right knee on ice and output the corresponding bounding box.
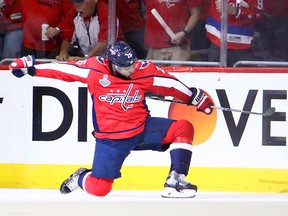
[84,175,114,197]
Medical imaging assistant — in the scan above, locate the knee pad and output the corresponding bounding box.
[162,119,194,144]
[84,174,114,197]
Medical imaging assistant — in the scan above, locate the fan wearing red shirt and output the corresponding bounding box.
[144,0,201,61]
[205,0,264,66]
[116,0,148,59]
[256,0,288,61]
[21,0,74,59]
[1,0,23,58]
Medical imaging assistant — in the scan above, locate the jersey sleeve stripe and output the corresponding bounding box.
[153,76,192,97]
[35,63,90,78]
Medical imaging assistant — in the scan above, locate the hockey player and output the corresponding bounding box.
[9,41,214,198]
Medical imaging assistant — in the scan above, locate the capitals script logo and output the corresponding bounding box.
[99,84,142,111]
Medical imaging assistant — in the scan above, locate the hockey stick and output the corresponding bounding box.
[151,8,176,38]
[147,94,276,116]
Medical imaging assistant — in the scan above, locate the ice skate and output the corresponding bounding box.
[60,167,89,194]
[161,170,197,198]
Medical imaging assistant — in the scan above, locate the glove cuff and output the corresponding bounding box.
[27,66,35,76]
[23,55,35,67]
[190,87,204,106]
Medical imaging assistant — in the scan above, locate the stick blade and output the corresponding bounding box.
[264,107,276,116]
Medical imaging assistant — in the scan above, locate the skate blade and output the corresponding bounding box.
[161,187,196,198]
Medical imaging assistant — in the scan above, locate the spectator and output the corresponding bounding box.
[205,0,264,66]
[144,0,200,61]
[0,0,6,59]
[0,0,23,59]
[55,0,124,61]
[190,0,211,60]
[255,0,288,61]
[21,0,74,59]
[116,0,148,59]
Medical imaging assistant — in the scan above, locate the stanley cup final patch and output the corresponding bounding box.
[99,75,111,87]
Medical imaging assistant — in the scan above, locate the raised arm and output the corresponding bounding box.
[141,61,214,115]
[9,55,90,84]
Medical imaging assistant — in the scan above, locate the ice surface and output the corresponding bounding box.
[0,189,288,216]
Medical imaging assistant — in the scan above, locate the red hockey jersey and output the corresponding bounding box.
[205,0,264,49]
[33,57,193,139]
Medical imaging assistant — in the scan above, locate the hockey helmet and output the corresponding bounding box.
[107,41,137,67]
[107,41,137,79]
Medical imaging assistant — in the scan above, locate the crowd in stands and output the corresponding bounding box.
[0,0,287,66]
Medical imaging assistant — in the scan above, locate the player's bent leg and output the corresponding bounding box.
[161,120,197,198]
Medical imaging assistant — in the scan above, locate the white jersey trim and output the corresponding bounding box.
[205,24,253,44]
[35,63,90,78]
[169,143,193,152]
[153,77,192,97]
